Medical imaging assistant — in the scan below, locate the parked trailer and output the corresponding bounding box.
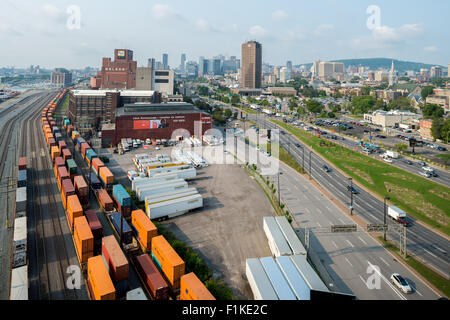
[263,217,292,257]
[144,188,198,207]
[152,168,197,181]
[148,165,190,178]
[146,194,203,221]
[260,257,297,300]
[275,216,307,256]
[9,265,28,300]
[245,258,278,300]
[137,180,188,202]
[132,176,179,192]
[135,254,169,300]
[289,255,329,294]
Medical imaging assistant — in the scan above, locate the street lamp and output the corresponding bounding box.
[384,196,390,241]
[348,178,354,216]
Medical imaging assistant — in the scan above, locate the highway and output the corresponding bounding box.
[207,99,449,281]
[253,116,450,280]
[229,127,440,299]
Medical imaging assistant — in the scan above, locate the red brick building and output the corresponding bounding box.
[101,103,212,146]
[420,119,433,141]
[91,49,137,89]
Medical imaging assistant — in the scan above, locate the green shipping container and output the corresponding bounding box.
[66,159,78,175]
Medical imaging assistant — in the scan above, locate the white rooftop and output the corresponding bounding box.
[71,89,155,97]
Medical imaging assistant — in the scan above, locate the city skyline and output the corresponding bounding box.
[0,0,449,69]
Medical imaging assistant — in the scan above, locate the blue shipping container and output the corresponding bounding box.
[90,173,102,190]
[113,185,131,207]
[77,138,86,148]
[18,170,27,188]
[110,212,132,244]
[86,150,97,162]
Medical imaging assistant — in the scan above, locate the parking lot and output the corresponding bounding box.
[101,144,275,299]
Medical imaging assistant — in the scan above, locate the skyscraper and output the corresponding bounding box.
[286,61,293,73]
[241,41,262,88]
[180,53,187,70]
[162,53,169,70]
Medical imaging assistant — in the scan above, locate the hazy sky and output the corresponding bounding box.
[1,0,449,69]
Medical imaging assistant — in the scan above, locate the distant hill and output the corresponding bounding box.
[300,58,445,72]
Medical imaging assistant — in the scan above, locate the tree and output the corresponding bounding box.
[441,119,450,143]
[422,103,444,119]
[197,85,210,96]
[387,96,415,112]
[350,95,377,114]
[305,100,323,114]
[394,143,408,152]
[421,86,434,100]
[224,109,232,118]
[231,94,240,105]
[261,99,270,106]
[431,118,444,140]
[361,86,371,96]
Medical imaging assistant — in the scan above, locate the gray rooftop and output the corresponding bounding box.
[116,102,205,117]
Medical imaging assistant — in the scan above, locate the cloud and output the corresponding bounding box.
[152,4,175,20]
[313,24,334,36]
[195,19,217,32]
[424,46,438,52]
[0,23,24,37]
[281,29,307,42]
[41,3,65,22]
[249,25,267,38]
[272,10,288,21]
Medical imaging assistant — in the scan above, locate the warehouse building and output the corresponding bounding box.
[101,102,212,147]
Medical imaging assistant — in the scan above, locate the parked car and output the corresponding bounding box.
[390,273,412,294]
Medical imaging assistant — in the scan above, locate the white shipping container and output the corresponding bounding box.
[145,188,199,206]
[133,176,181,192]
[276,256,311,300]
[260,257,297,300]
[289,255,329,293]
[146,194,203,220]
[16,187,27,213]
[136,178,186,196]
[13,217,27,254]
[388,206,406,220]
[245,258,278,300]
[263,217,292,257]
[275,216,307,256]
[10,266,28,300]
[148,165,190,177]
[138,181,188,202]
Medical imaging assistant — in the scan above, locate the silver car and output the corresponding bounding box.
[390,273,412,294]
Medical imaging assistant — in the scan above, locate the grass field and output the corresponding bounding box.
[53,94,69,118]
[437,153,450,164]
[272,120,450,236]
[378,237,449,298]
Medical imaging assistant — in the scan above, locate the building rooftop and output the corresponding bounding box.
[71,89,155,97]
[116,102,205,117]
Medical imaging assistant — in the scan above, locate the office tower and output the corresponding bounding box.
[163,53,169,70]
[286,61,293,73]
[180,53,187,70]
[148,58,156,69]
[241,41,262,88]
[430,66,442,78]
[199,56,205,76]
[280,67,290,83]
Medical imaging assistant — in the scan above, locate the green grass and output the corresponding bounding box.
[53,94,69,118]
[261,143,306,175]
[378,237,449,298]
[436,153,450,163]
[272,120,450,236]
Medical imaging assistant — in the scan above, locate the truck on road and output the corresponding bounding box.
[385,150,399,159]
[388,206,409,226]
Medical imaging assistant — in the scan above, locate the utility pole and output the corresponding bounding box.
[384,196,390,241]
[349,178,354,216]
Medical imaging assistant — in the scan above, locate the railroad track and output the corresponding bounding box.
[27,93,82,300]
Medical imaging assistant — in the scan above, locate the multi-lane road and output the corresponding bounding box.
[208,98,449,282]
[228,125,440,299]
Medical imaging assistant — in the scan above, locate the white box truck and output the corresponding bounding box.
[385,150,399,159]
[388,206,408,225]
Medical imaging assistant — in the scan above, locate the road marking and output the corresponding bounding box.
[367,261,407,300]
[358,236,368,246]
[331,240,338,249]
[432,244,447,254]
[358,274,367,287]
[317,208,323,214]
[345,257,353,267]
[379,257,390,267]
[317,222,322,227]
[423,248,438,259]
[338,218,345,224]
[415,289,423,297]
[346,240,354,248]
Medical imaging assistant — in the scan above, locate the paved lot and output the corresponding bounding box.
[103,145,275,299]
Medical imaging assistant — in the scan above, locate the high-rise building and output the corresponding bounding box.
[389,60,397,87]
[280,67,290,83]
[420,68,429,76]
[286,61,293,73]
[148,58,155,69]
[368,71,375,81]
[162,53,169,70]
[52,68,72,87]
[241,41,262,88]
[212,58,222,76]
[430,66,442,78]
[180,54,187,70]
[91,49,137,89]
[318,62,333,79]
[199,56,205,76]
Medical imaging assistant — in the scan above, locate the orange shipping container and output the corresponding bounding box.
[131,210,157,252]
[99,166,114,185]
[102,236,129,282]
[87,256,115,300]
[67,195,83,230]
[180,273,215,300]
[74,216,94,263]
[151,235,185,289]
[51,146,60,163]
[74,176,88,197]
